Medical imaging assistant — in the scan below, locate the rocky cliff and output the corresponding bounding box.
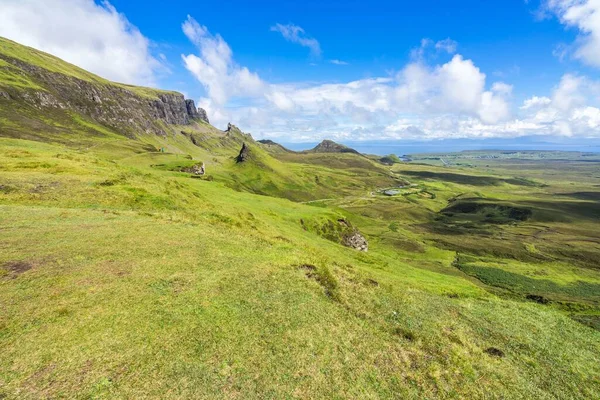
[0,38,209,137]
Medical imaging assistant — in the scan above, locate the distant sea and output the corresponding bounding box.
[279,138,600,156]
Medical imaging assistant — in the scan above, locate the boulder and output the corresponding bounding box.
[343,231,369,252]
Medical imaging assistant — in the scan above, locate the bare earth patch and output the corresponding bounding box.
[2,260,34,277]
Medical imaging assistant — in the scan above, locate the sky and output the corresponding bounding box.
[0,0,599,144]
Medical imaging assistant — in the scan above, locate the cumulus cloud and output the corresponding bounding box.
[270,23,321,57]
[499,74,600,138]
[546,0,600,68]
[182,18,600,141]
[0,0,161,85]
[181,16,265,121]
[393,55,512,124]
[521,96,552,109]
[182,19,513,138]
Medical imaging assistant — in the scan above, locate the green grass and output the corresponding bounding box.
[1,37,600,397]
[1,137,599,398]
[0,36,177,98]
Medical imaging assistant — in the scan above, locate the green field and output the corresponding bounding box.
[1,37,600,399]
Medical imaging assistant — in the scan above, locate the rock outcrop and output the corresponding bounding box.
[338,218,368,251]
[197,108,209,124]
[343,231,369,252]
[226,122,239,133]
[301,217,369,252]
[0,52,208,137]
[185,99,200,120]
[236,143,250,163]
[184,100,210,124]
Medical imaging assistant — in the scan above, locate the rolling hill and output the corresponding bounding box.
[1,36,600,399]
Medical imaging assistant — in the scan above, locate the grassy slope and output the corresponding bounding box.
[1,39,600,399]
[1,138,599,399]
[0,36,178,98]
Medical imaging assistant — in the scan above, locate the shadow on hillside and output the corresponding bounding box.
[557,192,600,201]
[402,170,542,187]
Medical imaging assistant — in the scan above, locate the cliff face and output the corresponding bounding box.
[0,47,208,137]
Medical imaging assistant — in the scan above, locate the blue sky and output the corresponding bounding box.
[1,0,600,143]
[109,0,584,98]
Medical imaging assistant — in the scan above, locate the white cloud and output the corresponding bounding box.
[329,59,349,65]
[521,96,552,109]
[394,55,512,124]
[551,73,586,110]
[181,16,265,121]
[435,38,458,54]
[411,38,458,59]
[270,23,321,57]
[182,18,600,141]
[0,0,161,86]
[510,74,600,137]
[546,0,600,67]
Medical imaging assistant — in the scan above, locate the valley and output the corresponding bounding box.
[1,37,599,399]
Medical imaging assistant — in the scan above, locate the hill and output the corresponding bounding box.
[306,139,360,154]
[257,139,293,153]
[1,37,600,399]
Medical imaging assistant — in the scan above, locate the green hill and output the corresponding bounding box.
[1,37,600,399]
[306,139,360,154]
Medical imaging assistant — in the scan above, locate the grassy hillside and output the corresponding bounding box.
[0,36,177,98]
[1,38,600,399]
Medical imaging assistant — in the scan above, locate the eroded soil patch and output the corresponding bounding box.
[2,260,33,278]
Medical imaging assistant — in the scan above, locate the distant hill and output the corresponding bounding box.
[257,139,293,153]
[2,36,600,400]
[305,139,360,154]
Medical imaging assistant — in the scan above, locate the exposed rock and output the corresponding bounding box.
[197,107,209,124]
[225,122,255,141]
[302,217,368,252]
[184,100,209,123]
[185,99,200,119]
[338,218,368,251]
[0,53,206,136]
[343,231,369,252]
[226,122,238,133]
[180,162,205,175]
[236,142,250,163]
